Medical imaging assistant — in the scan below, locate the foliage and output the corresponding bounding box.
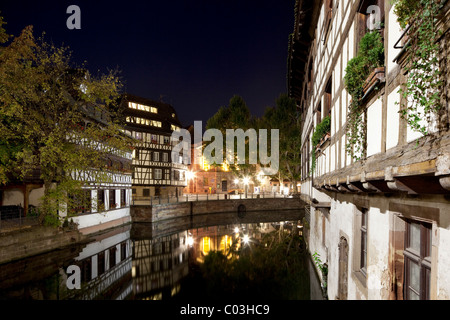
[0,19,133,226]
[205,95,257,180]
[260,94,301,190]
[344,30,384,161]
[310,115,331,174]
[393,0,443,137]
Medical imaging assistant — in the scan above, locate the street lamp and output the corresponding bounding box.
[243,176,249,198]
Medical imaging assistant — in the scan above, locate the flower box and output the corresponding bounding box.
[362,67,385,94]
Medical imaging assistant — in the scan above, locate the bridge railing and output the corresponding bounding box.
[131,192,291,206]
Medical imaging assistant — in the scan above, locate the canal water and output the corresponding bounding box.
[0,210,324,300]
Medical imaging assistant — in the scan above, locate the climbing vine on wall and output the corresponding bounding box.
[394,0,443,136]
[344,31,385,161]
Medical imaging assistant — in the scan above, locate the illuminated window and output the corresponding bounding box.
[152,121,162,128]
[220,235,233,253]
[128,102,158,113]
[202,237,211,255]
[171,124,180,131]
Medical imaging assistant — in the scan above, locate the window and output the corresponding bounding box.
[324,78,332,117]
[69,189,91,215]
[155,169,162,180]
[143,188,150,197]
[98,251,105,276]
[121,242,127,261]
[109,247,117,269]
[404,220,431,300]
[153,152,160,162]
[164,169,170,180]
[163,136,170,145]
[360,209,368,275]
[356,0,385,50]
[109,189,116,209]
[171,124,180,131]
[321,0,333,42]
[162,153,168,162]
[121,189,126,207]
[97,189,105,211]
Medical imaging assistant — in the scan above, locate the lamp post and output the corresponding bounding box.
[243,176,249,198]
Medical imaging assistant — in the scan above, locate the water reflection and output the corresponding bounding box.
[0,210,323,300]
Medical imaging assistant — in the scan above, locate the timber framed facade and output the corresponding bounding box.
[120,94,188,200]
[288,0,450,299]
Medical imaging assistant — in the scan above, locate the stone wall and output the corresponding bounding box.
[131,198,306,223]
[0,226,87,264]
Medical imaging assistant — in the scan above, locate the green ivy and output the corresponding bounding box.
[394,0,443,136]
[311,115,331,174]
[344,30,385,161]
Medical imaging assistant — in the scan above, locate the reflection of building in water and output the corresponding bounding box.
[131,231,189,300]
[66,227,133,300]
[188,222,284,263]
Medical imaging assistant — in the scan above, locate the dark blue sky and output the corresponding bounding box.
[0,0,295,127]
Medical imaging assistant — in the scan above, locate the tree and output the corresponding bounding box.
[0,19,132,226]
[260,94,301,193]
[205,95,257,180]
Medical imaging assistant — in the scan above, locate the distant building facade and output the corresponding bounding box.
[288,0,450,299]
[120,94,188,201]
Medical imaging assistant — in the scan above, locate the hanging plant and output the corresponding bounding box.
[394,0,443,136]
[344,30,385,161]
[311,115,331,174]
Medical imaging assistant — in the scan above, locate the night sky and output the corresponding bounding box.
[0,0,295,128]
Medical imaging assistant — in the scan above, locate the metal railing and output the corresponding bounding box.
[131,192,290,206]
[0,206,39,231]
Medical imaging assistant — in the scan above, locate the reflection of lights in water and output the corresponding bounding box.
[243,234,250,244]
[187,236,194,246]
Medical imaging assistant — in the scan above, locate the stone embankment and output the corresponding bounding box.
[0,226,87,264]
[131,197,306,223]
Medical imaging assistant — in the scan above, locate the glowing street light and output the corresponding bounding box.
[187,235,194,246]
[243,234,250,245]
[186,171,195,180]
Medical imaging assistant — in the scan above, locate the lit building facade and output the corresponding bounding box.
[288,0,450,299]
[120,94,188,201]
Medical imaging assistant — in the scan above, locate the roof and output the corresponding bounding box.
[287,0,321,101]
[120,93,183,134]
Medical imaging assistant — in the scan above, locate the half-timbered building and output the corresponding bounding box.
[120,94,188,201]
[288,0,450,299]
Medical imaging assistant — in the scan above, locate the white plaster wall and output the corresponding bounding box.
[387,4,403,75]
[76,230,130,261]
[29,188,44,207]
[328,199,356,300]
[386,87,400,150]
[366,207,390,299]
[2,189,23,207]
[71,207,130,231]
[437,222,450,299]
[367,98,383,157]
